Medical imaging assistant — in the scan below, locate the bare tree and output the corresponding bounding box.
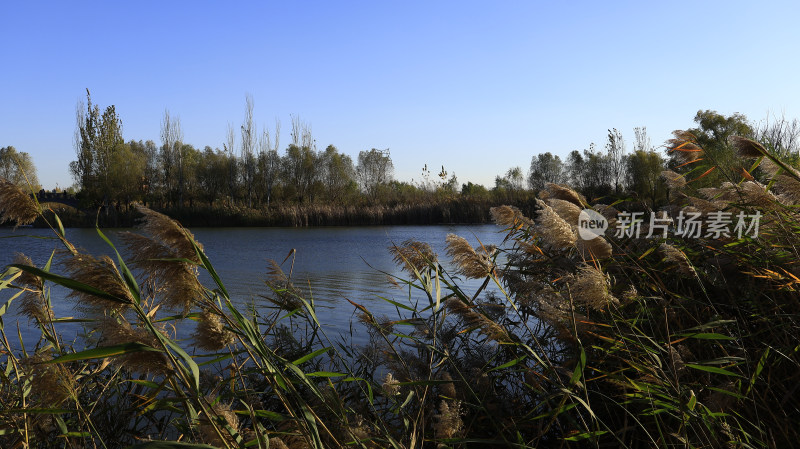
[161,109,183,206]
[605,128,626,194]
[756,112,800,160]
[241,94,256,207]
[224,123,237,205]
[633,126,652,153]
[257,118,281,208]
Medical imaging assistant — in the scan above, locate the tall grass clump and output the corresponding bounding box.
[0,133,799,448]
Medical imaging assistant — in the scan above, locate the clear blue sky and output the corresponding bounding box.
[2,1,799,190]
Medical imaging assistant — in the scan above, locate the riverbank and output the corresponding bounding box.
[32,196,539,228]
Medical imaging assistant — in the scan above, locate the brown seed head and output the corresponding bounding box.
[568,265,617,310]
[193,310,236,351]
[577,236,613,260]
[546,198,582,226]
[97,317,170,375]
[661,170,687,190]
[539,183,586,207]
[535,199,577,251]
[0,179,40,226]
[445,234,495,279]
[490,205,533,228]
[13,254,54,323]
[729,135,767,158]
[60,251,134,312]
[389,239,437,274]
[660,244,695,277]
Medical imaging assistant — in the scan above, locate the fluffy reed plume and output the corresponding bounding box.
[263,260,304,311]
[686,196,726,214]
[192,310,236,351]
[199,400,240,447]
[97,317,170,375]
[0,179,39,226]
[534,199,577,251]
[439,371,457,398]
[729,135,767,158]
[382,372,401,396]
[445,298,511,343]
[698,182,738,202]
[22,352,76,405]
[60,252,133,312]
[739,181,780,208]
[568,265,617,310]
[135,205,202,261]
[445,234,496,279]
[593,204,619,230]
[13,254,54,323]
[490,205,533,228]
[433,400,464,439]
[577,235,613,259]
[389,239,437,274]
[772,174,800,205]
[539,182,586,207]
[660,243,695,277]
[661,170,687,190]
[121,207,206,313]
[546,198,582,225]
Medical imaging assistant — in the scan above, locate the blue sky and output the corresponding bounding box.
[2,1,799,190]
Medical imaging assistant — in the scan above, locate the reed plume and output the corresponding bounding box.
[445,234,496,279]
[661,170,687,190]
[13,254,54,323]
[660,243,695,277]
[389,239,437,274]
[97,317,170,375]
[192,310,236,351]
[60,251,134,312]
[445,298,511,343]
[539,183,586,207]
[121,207,205,313]
[577,235,613,260]
[263,260,304,311]
[198,399,240,447]
[729,135,767,158]
[22,352,76,405]
[568,265,617,310]
[433,400,464,439]
[534,199,577,251]
[490,205,533,228]
[0,178,39,226]
[546,198,582,226]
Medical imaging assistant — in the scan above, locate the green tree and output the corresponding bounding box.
[70,90,130,210]
[197,147,229,207]
[356,148,393,199]
[0,146,39,189]
[319,145,356,203]
[527,152,564,191]
[673,110,754,186]
[626,149,667,209]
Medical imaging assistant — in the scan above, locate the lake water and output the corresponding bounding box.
[0,225,505,348]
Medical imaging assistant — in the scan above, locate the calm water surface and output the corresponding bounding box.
[0,225,504,347]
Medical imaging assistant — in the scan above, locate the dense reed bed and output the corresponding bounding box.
[1,136,799,448]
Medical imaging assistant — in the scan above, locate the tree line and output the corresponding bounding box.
[4,91,800,219]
